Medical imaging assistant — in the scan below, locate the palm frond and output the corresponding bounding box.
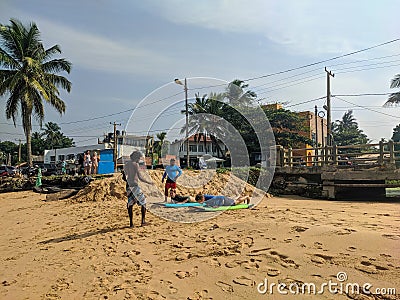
[390,74,400,89]
[44,45,61,60]
[44,74,71,92]
[384,92,400,107]
[42,58,72,74]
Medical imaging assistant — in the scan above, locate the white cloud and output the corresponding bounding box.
[141,0,399,56]
[36,19,170,76]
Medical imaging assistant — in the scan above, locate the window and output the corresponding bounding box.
[189,145,197,152]
[50,156,55,162]
[198,145,204,152]
[58,155,65,161]
[67,154,75,160]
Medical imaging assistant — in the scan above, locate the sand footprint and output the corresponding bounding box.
[188,289,211,300]
[291,226,309,233]
[382,234,400,240]
[233,276,255,287]
[266,268,280,277]
[216,281,233,292]
[311,253,333,264]
[175,271,190,279]
[146,290,166,300]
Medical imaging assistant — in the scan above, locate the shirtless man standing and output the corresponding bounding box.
[124,151,152,227]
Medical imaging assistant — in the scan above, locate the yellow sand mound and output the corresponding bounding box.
[70,170,271,203]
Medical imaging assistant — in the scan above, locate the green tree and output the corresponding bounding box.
[391,124,400,158]
[42,122,74,149]
[332,110,369,151]
[0,140,18,164]
[385,74,400,106]
[183,92,227,158]
[31,131,46,156]
[154,131,167,158]
[0,19,72,165]
[262,108,312,148]
[225,79,257,106]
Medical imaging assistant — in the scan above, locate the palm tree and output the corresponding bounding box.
[225,79,257,106]
[43,121,62,149]
[155,131,167,157]
[182,92,227,158]
[385,74,400,106]
[0,19,72,165]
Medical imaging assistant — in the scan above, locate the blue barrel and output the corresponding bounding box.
[98,149,114,174]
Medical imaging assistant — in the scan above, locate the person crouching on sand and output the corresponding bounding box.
[169,188,193,203]
[124,151,152,227]
[195,194,250,207]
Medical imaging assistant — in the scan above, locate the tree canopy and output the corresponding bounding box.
[332,110,369,150]
[0,18,72,165]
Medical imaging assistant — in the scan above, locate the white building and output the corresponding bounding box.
[44,134,147,164]
[169,135,227,167]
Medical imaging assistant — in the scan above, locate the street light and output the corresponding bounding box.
[175,78,190,168]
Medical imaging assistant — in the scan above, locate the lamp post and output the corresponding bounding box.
[318,111,326,165]
[174,78,190,168]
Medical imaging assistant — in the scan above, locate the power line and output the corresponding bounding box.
[243,38,400,82]
[333,93,393,97]
[284,96,326,108]
[333,96,400,119]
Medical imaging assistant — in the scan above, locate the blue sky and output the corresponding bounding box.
[0,0,399,146]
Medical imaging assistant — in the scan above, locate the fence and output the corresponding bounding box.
[274,140,400,167]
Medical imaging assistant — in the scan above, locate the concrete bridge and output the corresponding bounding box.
[272,141,400,200]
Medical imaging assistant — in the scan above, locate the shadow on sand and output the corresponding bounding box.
[38,225,127,244]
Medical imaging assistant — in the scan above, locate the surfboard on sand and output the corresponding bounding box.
[199,203,254,211]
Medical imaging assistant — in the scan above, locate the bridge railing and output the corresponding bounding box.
[273,141,400,167]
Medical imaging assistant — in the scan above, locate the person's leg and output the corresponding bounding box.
[128,205,134,227]
[140,205,146,226]
[164,183,169,202]
[235,196,250,205]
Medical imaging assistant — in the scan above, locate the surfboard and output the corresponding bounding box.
[164,202,204,207]
[201,204,254,211]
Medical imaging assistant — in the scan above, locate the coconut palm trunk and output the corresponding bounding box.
[24,113,33,166]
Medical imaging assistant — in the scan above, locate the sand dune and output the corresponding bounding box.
[0,172,399,299]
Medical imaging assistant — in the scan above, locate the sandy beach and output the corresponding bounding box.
[0,172,399,299]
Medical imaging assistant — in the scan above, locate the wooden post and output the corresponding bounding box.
[275,145,282,167]
[324,145,329,165]
[389,140,395,165]
[378,140,384,165]
[333,144,338,165]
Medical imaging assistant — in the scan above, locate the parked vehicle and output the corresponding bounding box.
[42,163,58,176]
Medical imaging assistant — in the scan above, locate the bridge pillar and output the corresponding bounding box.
[322,181,335,199]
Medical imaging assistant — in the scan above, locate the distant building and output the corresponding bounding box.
[43,134,148,173]
[262,103,328,165]
[169,135,227,168]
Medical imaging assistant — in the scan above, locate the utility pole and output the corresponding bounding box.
[325,67,334,147]
[314,105,318,162]
[110,122,121,172]
[175,78,190,168]
[184,78,190,168]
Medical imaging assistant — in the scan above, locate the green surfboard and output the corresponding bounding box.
[201,204,254,211]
